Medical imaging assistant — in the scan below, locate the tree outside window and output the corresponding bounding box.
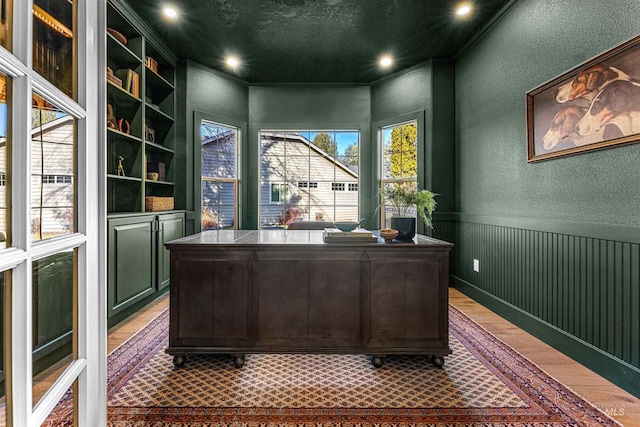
[381,121,418,228]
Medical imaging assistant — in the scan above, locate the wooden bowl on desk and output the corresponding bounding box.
[379,228,399,243]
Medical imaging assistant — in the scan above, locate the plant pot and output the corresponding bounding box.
[390,216,416,241]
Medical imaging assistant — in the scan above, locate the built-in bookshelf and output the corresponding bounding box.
[106,1,176,214]
[105,1,185,327]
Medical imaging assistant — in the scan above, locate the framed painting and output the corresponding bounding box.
[527,34,640,162]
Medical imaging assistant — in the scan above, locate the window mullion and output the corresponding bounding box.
[13,0,32,67]
[9,261,34,427]
[9,75,34,426]
[8,2,35,425]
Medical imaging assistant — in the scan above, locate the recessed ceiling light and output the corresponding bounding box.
[226,56,240,68]
[379,55,393,68]
[163,6,178,19]
[456,3,472,17]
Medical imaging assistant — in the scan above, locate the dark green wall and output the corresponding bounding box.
[456,0,640,226]
[371,61,455,213]
[247,85,372,229]
[176,60,249,233]
[371,65,432,122]
[181,63,453,231]
[453,0,640,396]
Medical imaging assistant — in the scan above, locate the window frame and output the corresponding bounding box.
[195,111,247,232]
[200,120,239,231]
[269,182,288,204]
[331,182,345,191]
[258,129,361,226]
[374,111,426,231]
[0,0,106,425]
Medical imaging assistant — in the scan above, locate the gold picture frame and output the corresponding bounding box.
[527,34,640,162]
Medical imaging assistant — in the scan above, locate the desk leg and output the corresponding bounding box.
[431,354,445,368]
[233,354,246,368]
[173,354,186,368]
[371,356,385,368]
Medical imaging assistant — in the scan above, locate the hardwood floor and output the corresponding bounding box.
[449,288,640,427]
[30,288,640,426]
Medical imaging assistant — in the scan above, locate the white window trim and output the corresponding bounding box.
[270,182,288,204]
[200,121,240,230]
[196,112,245,232]
[258,130,361,224]
[377,114,424,230]
[2,1,106,426]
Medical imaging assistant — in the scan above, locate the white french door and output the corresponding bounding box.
[0,0,106,426]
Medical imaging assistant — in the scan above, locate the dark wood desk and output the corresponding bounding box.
[165,230,453,368]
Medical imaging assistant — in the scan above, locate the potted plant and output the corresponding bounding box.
[380,182,437,241]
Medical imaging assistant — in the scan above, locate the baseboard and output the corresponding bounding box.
[452,276,640,398]
[107,288,169,329]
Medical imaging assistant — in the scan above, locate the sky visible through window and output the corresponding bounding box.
[0,106,6,137]
[304,131,358,156]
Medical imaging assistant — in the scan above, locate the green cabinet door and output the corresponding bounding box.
[157,212,185,290]
[108,215,157,318]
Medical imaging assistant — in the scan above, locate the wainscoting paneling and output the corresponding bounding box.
[432,213,640,397]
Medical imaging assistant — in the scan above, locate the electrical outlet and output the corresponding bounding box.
[473,259,480,272]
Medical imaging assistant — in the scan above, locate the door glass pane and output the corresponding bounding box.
[31,94,76,241]
[0,73,10,250]
[33,0,75,99]
[0,271,8,426]
[0,0,10,50]
[32,250,75,408]
[42,383,74,426]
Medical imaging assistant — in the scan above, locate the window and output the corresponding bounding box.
[0,0,103,423]
[259,130,359,227]
[298,181,317,189]
[270,183,288,203]
[41,174,73,184]
[33,0,75,98]
[0,72,10,250]
[381,120,418,228]
[0,0,10,49]
[200,120,238,230]
[31,94,76,241]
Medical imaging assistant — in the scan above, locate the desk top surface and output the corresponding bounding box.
[166,229,453,249]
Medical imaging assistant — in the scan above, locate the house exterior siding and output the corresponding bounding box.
[259,132,358,226]
[30,116,75,236]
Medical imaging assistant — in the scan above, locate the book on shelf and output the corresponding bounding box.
[131,71,139,97]
[114,69,139,97]
[145,56,158,73]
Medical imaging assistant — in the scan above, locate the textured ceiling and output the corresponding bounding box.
[126,0,511,83]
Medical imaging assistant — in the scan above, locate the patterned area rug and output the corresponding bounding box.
[46,306,620,426]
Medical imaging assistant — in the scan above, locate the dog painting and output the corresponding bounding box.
[527,35,640,161]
